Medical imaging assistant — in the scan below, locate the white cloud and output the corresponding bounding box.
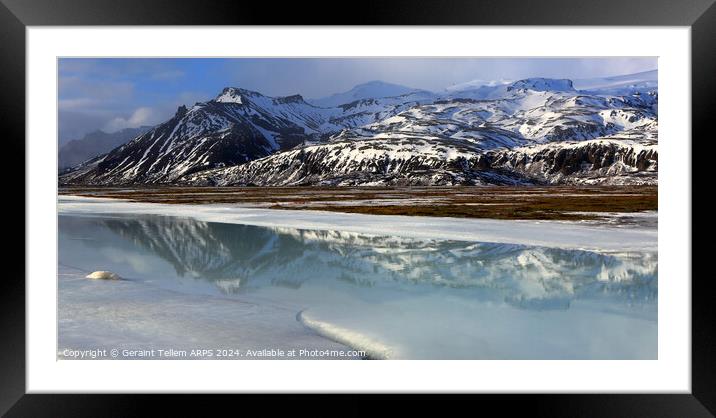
[103,107,155,132]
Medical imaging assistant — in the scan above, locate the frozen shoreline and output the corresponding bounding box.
[59,195,657,252]
[58,265,361,360]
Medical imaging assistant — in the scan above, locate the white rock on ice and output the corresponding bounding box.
[85,271,121,280]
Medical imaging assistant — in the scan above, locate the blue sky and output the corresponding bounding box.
[58,57,657,143]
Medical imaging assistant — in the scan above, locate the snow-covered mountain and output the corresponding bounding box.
[60,71,658,186]
[445,78,512,93]
[443,78,577,101]
[182,137,656,187]
[59,87,438,185]
[573,69,658,96]
[309,80,431,108]
[61,88,404,184]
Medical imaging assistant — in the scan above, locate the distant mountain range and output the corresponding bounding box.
[308,80,430,108]
[59,70,658,186]
[572,69,658,95]
[59,126,152,170]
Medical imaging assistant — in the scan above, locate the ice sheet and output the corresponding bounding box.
[58,195,656,252]
[58,265,361,359]
[297,292,657,360]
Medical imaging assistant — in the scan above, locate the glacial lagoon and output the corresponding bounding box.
[58,213,657,359]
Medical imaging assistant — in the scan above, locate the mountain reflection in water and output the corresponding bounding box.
[59,214,657,312]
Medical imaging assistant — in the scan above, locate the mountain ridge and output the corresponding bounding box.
[60,72,658,187]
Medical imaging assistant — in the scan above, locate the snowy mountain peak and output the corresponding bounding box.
[215,87,265,104]
[507,78,575,93]
[215,88,244,104]
[309,80,417,108]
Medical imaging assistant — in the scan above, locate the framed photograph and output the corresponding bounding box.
[4,0,713,415]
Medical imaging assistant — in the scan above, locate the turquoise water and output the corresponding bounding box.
[58,213,658,359]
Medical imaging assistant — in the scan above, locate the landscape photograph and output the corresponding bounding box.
[58,57,658,360]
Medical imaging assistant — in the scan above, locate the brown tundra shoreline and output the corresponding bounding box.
[59,185,657,222]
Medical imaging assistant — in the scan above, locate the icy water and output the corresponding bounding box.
[58,213,657,359]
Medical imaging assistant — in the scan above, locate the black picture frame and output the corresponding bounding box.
[2,0,713,415]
